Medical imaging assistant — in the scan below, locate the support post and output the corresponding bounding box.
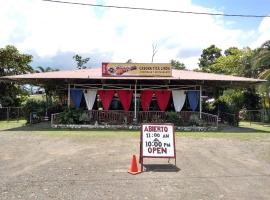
[7,107,9,121]
[134,82,137,123]
[199,85,202,119]
[68,84,71,108]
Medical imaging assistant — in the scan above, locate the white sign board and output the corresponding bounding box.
[141,124,175,158]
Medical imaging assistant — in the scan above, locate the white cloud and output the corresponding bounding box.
[251,16,270,48]
[0,0,265,69]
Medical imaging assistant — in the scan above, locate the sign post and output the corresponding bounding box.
[140,123,176,172]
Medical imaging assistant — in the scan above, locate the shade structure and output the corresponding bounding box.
[155,90,171,111]
[140,90,154,111]
[117,90,133,112]
[172,90,186,112]
[187,91,200,111]
[84,89,97,110]
[70,89,83,109]
[97,90,115,110]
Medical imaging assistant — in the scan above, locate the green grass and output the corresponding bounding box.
[239,121,270,132]
[0,120,27,131]
[175,131,270,140]
[0,120,269,140]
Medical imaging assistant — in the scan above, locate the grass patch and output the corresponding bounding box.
[176,131,270,140]
[239,121,270,132]
[0,120,27,131]
[1,120,269,140]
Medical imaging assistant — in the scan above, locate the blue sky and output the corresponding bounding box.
[193,0,270,30]
[0,0,269,70]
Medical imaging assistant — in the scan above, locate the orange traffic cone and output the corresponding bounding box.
[128,155,141,175]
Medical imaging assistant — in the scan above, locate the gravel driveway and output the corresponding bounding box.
[0,129,270,200]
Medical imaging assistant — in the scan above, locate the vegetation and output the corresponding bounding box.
[57,109,90,124]
[0,45,33,106]
[197,41,270,120]
[170,59,186,70]
[0,39,270,123]
[73,54,90,69]
[0,120,269,140]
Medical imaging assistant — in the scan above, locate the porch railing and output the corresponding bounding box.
[51,110,218,127]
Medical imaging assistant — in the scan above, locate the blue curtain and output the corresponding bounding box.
[187,91,200,111]
[70,89,83,109]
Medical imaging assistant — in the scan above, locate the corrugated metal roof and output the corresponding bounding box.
[0,67,264,82]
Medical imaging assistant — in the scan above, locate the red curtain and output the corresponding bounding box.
[117,90,133,112]
[155,90,171,111]
[140,90,154,111]
[97,90,115,110]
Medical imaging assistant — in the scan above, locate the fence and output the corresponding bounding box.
[0,107,24,121]
[219,112,239,127]
[239,109,270,123]
[51,110,219,127]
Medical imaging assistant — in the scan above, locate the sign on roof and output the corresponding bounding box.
[102,63,172,77]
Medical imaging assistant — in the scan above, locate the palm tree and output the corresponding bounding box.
[35,66,59,73]
[258,69,270,120]
[252,40,270,76]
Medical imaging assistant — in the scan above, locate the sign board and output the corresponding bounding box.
[141,123,175,158]
[102,63,172,77]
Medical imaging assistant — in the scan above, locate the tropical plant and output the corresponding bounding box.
[58,109,89,124]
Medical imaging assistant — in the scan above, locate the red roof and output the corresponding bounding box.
[1,67,264,83]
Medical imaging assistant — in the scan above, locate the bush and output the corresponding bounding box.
[58,109,90,124]
[166,112,182,126]
[22,99,46,123]
[189,114,201,126]
[22,97,63,123]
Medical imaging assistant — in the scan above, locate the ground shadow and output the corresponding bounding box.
[143,164,180,172]
[219,125,269,133]
[0,122,140,132]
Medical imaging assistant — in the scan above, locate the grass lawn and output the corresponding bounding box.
[0,120,269,140]
[0,120,27,131]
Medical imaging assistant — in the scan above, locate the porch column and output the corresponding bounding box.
[199,85,202,119]
[133,82,137,122]
[68,83,71,108]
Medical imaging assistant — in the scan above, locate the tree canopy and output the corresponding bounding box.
[170,59,186,70]
[198,45,222,71]
[73,54,90,69]
[0,45,33,106]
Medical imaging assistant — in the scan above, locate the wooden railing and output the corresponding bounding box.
[51,110,218,127]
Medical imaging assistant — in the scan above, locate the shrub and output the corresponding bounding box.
[58,109,90,124]
[166,112,182,126]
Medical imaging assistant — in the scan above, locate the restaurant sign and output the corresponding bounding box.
[102,63,172,77]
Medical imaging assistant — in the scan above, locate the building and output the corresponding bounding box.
[1,63,264,129]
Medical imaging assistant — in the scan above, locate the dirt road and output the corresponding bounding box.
[0,130,270,200]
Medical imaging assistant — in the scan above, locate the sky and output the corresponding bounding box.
[0,0,269,70]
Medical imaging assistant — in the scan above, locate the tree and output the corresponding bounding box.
[170,59,186,70]
[208,47,241,75]
[73,54,90,69]
[0,45,33,106]
[224,47,241,56]
[151,43,158,63]
[198,45,222,71]
[258,69,270,115]
[126,59,133,63]
[252,40,270,76]
[35,66,59,73]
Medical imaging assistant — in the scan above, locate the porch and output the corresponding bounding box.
[51,110,218,128]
